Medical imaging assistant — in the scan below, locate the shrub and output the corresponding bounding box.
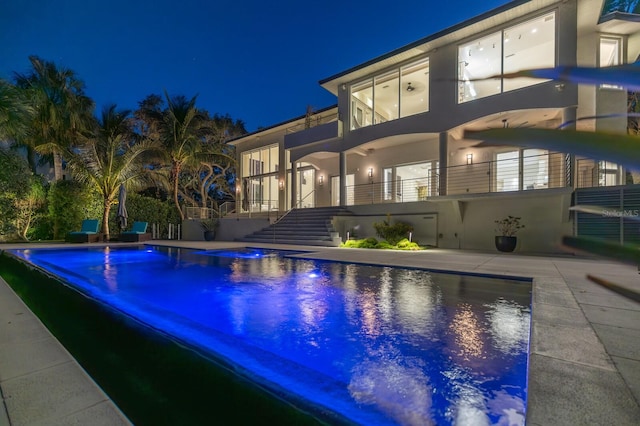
[341,236,425,250]
[47,180,101,239]
[376,241,394,250]
[341,239,361,248]
[396,238,422,251]
[360,237,379,248]
[0,149,32,241]
[373,214,414,245]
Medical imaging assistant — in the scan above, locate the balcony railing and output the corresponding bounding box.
[184,207,217,219]
[345,152,568,206]
[285,112,339,134]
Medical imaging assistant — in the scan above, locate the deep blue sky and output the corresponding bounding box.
[1,0,510,132]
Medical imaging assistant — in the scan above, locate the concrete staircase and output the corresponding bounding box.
[237,207,353,247]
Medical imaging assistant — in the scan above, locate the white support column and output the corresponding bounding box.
[290,161,298,209]
[339,151,347,206]
[438,132,449,196]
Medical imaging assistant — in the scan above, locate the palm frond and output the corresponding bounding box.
[472,62,640,91]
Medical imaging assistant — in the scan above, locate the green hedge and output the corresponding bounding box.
[47,180,102,239]
[109,193,181,238]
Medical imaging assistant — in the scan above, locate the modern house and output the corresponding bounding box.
[222,0,640,252]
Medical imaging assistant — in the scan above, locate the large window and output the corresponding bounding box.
[495,151,520,192]
[351,58,429,130]
[523,149,549,189]
[495,149,550,192]
[331,174,355,206]
[241,145,279,212]
[459,12,556,102]
[383,161,438,202]
[401,59,430,118]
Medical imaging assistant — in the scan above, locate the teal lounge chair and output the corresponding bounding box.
[67,219,101,243]
[120,221,151,242]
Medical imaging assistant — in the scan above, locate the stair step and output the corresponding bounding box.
[239,207,351,248]
[238,237,340,247]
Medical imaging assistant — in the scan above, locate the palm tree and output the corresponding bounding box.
[66,104,158,241]
[141,92,211,221]
[14,56,94,179]
[0,79,33,143]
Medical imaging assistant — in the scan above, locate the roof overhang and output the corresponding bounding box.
[598,12,640,34]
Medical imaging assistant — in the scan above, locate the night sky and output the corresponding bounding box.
[1,0,510,132]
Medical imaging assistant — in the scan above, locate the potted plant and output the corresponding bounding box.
[494,215,524,252]
[201,218,219,241]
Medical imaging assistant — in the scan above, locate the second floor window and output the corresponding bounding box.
[600,36,624,89]
[458,12,556,103]
[351,58,429,130]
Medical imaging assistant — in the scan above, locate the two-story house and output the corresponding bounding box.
[224,0,640,252]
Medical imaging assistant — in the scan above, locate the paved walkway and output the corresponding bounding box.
[1,241,639,425]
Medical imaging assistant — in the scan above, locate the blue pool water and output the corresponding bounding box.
[10,246,531,425]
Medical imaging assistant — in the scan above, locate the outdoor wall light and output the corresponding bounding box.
[466,153,473,165]
[279,180,284,190]
[319,175,324,186]
[368,167,374,183]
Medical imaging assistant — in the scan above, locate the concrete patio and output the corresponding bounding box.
[1,241,639,425]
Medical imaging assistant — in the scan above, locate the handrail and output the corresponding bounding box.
[272,190,316,226]
[296,190,315,209]
[218,201,235,218]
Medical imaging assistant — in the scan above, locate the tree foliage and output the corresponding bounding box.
[3,56,247,240]
[66,104,158,240]
[13,56,94,179]
[0,149,32,240]
[0,78,33,142]
[134,93,244,220]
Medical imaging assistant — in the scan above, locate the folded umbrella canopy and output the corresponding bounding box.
[242,178,249,212]
[116,184,128,231]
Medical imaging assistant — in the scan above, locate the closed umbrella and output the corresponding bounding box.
[242,178,249,212]
[116,184,128,231]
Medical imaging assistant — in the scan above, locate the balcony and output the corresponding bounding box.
[284,114,342,149]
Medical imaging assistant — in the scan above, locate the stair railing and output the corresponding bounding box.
[272,190,316,226]
[270,190,317,243]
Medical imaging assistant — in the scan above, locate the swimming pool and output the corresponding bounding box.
[10,246,531,425]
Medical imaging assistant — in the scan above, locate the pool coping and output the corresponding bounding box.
[0,269,132,425]
[1,241,639,425]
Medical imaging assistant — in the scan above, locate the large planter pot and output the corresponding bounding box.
[495,236,517,252]
[204,230,216,241]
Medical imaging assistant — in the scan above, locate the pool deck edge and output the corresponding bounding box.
[0,273,132,426]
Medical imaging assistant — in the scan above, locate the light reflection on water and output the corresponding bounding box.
[12,246,531,425]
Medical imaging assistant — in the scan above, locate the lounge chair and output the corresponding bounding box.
[67,219,101,243]
[120,221,151,242]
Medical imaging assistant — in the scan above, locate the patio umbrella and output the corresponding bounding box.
[116,184,128,231]
[242,178,249,212]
